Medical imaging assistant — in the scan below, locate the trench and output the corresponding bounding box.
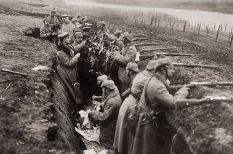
[44,57,194,154]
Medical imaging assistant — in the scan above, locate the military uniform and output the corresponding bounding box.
[56,33,82,105]
[61,22,75,34]
[45,15,60,26]
[88,80,122,149]
[114,42,137,93]
[40,25,52,39]
[131,74,188,154]
[113,69,153,154]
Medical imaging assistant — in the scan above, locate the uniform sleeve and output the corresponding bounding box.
[147,80,187,109]
[106,33,117,41]
[40,27,51,38]
[114,46,137,66]
[88,101,116,121]
[73,41,86,53]
[57,51,80,67]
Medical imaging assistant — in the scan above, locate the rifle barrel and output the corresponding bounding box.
[135,43,162,47]
[1,69,28,77]
[140,47,177,53]
[173,63,226,69]
[169,82,233,90]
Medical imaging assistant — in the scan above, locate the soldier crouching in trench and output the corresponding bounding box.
[88,80,122,149]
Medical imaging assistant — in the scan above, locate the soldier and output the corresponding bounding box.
[44,9,60,27]
[61,16,75,34]
[113,60,157,154]
[131,58,190,154]
[88,80,122,149]
[105,29,124,50]
[72,32,87,53]
[98,21,110,33]
[121,62,140,100]
[112,32,137,93]
[40,18,58,43]
[56,32,82,106]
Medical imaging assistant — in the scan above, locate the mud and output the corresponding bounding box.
[1,1,233,154]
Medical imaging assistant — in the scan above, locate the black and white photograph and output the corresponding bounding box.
[0,0,233,154]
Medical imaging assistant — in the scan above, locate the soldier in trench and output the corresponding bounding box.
[111,32,137,94]
[130,57,190,154]
[88,80,122,149]
[113,60,157,154]
[56,32,83,106]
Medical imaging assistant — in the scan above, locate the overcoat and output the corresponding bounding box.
[113,70,153,154]
[131,75,188,154]
[114,42,137,93]
[56,45,82,105]
[89,91,122,149]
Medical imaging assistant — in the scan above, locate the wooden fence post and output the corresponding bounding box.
[157,18,160,28]
[206,25,209,35]
[216,24,222,42]
[150,16,154,26]
[230,33,233,47]
[183,21,187,32]
[197,23,201,35]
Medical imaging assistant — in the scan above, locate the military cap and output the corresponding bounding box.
[97,75,108,83]
[154,57,172,69]
[74,32,83,38]
[126,62,139,72]
[99,21,106,26]
[58,32,69,38]
[73,27,81,32]
[123,32,133,42]
[61,14,68,18]
[114,29,123,36]
[71,18,77,22]
[51,8,56,13]
[146,60,157,70]
[101,80,115,90]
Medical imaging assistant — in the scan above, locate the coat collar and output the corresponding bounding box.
[155,73,168,87]
[102,90,117,104]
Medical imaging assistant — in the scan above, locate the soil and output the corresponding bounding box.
[0,12,72,154]
[1,0,233,154]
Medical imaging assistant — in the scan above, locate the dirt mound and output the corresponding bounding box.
[0,14,72,153]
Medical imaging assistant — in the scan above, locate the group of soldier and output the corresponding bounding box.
[40,9,194,154]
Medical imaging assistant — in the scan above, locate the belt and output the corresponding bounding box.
[130,92,140,100]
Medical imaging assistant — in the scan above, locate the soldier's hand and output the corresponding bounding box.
[178,85,190,98]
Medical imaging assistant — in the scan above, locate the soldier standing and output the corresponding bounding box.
[131,58,190,154]
[112,32,137,93]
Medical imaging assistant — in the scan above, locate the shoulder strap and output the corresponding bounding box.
[144,76,153,109]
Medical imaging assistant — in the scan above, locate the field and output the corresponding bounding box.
[0,0,233,153]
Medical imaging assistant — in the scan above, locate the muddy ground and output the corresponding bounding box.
[1,0,233,154]
[0,13,73,154]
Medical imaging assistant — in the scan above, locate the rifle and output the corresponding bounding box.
[176,96,233,109]
[139,52,196,61]
[1,69,28,77]
[169,81,233,90]
[135,43,162,47]
[173,63,226,69]
[140,47,178,53]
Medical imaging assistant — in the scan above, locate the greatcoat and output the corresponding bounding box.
[113,70,153,154]
[88,91,122,149]
[114,42,137,93]
[131,75,188,154]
